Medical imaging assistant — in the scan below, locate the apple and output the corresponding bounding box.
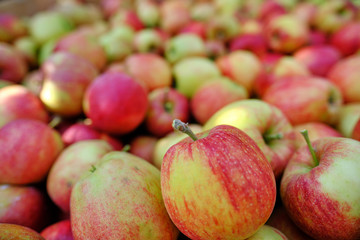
[0,184,51,231]
[40,219,73,240]
[153,123,203,169]
[129,135,158,164]
[257,0,287,23]
[0,13,27,42]
[266,204,313,240]
[214,0,243,16]
[206,14,241,42]
[327,55,360,103]
[28,11,74,45]
[100,0,132,19]
[179,21,207,40]
[47,139,114,213]
[53,29,107,71]
[293,45,341,77]
[135,0,160,28]
[40,52,98,117]
[0,223,45,240]
[161,120,276,239]
[83,72,148,135]
[308,30,328,46]
[0,85,49,128]
[13,36,38,67]
[265,14,309,54]
[0,119,64,184]
[191,77,249,125]
[70,151,179,239]
[291,2,317,26]
[61,122,123,150]
[246,225,288,240]
[110,9,144,31]
[293,122,342,149]
[204,39,227,59]
[330,22,360,56]
[165,33,206,64]
[0,42,27,83]
[173,56,221,98]
[159,0,191,35]
[22,70,44,96]
[263,77,343,125]
[124,53,172,91]
[351,118,360,141]
[133,28,167,54]
[280,131,360,240]
[336,103,360,137]
[38,39,58,65]
[229,33,268,58]
[204,99,296,179]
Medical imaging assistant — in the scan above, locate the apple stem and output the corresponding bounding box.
[263,132,283,143]
[172,119,198,141]
[89,165,97,173]
[300,129,319,166]
[48,115,62,129]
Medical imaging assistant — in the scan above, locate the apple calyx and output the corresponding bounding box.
[263,132,283,144]
[89,164,96,173]
[300,129,319,166]
[172,119,198,141]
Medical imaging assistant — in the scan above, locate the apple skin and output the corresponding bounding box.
[161,124,276,240]
[136,0,160,28]
[0,13,27,42]
[61,122,123,150]
[191,77,249,125]
[40,52,98,117]
[160,0,191,35]
[246,225,288,240]
[330,22,360,56]
[336,103,360,138]
[204,99,296,179]
[124,53,172,92]
[216,50,263,94]
[83,72,148,135]
[293,122,342,149]
[280,137,360,240]
[293,45,341,77]
[22,70,44,96]
[0,119,64,184]
[229,33,268,58]
[263,77,343,125]
[47,139,114,213]
[129,135,158,164]
[327,55,360,103]
[110,9,144,31]
[266,204,313,240]
[265,14,309,54]
[0,184,51,232]
[0,42,27,83]
[351,118,360,141]
[40,219,73,240]
[173,56,221,98]
[0,85,49,128]
[145,87,189,137]
[179,21,207,40]
[70,151,179,239]
[133,28,167,55]
[0,223,45,240]
[206,14,240,42]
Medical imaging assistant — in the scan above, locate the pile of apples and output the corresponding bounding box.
[1,0,360,239]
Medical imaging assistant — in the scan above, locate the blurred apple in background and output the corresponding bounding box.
[206,14,240,42]
[109,9,144,31]
[160,0,191,35]
[179,21,207,40]
[0,184,52,232]
[263,77,343,125]
[133,28,168,54]
[0,13,27,42]
[0,119,64,185]
[204,39,227,59]
[0,223,45,240]
[40,219,73,240]
[135,0,160,28]
[145,87,189,137]
[22,70,44,96]
[351,118,360,141]
[327,55,360,103]
[83,72,148,135]
[191,77,249,125]
[13,36,38,67]
[330,22,360,56]
[204,99,296,179]
[336,103,360,137]
[229,33,268,58]
[173,56,221,98]
[47,140,114,213]
[246,225,288,240]
[0,42,27,83]
[129,135,158,165]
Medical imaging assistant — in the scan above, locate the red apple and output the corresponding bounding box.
[257,0,287,23]
[191,77,249,125]
[0,223,45,240]
[330,22,360,56]
[0,119,64,184]
[327,55,360,103]
[40,219,73,240]
[129,135,158,164]
[291,2,317,26]
[0,42,27,83]
[293,45,341,77]
[246,225,288,240]
[179,21,207,40]
[0,13,27,42]
[308,30,328,46]
[145,87,189,137]
[47,140,114,213]
[110,9,144,31]
[351,118,360,141]
[281,132,360,240]
[0,184,51,231]
[0,85,49,128]
[83,72,148,135]
[124,53,172,91]
[229,33,267,58]
[263,77,343,125]
[159,0,191,35]
[161,121,276,239]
